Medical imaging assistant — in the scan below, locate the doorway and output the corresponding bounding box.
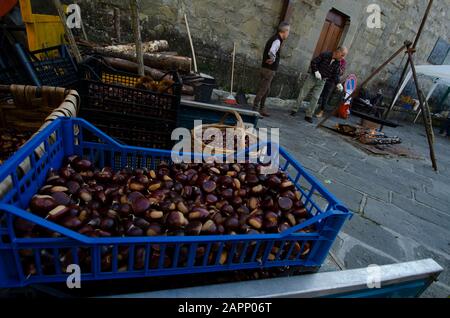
[313,9,350,57]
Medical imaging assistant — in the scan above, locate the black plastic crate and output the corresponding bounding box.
[15,44,78,88]
[80,110,176,149]
[79,79,180,121]
[79,60,182,119]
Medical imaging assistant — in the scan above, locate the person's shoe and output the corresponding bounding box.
[290,111,297,117]
[260,111,270,117]
[304,116,313,123]
[316,111,324,118]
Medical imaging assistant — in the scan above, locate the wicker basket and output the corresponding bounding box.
[192,110,259,156]
[0,85,80,162]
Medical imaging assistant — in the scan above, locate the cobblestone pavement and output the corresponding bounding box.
[259,107,450,297]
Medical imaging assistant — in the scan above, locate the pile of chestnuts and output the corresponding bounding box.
[0,129,34,165]
[16,155,315,274]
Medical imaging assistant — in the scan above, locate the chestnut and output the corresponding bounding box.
[224,217,239,231]
[134,217,150,230]
[60,216,82,229]
[46,205,70,221]
[218,176,233,188]
[248,197,259,210]
[78,209,90,222]
[174,201,188,214]
[88,217,101,227]
[78,188,93,203]
[263,212,278,230]
[126,224,144,236]
[278,222,290,233]
[267,175,281,188]
[51,192,71,206]
[251,184,264,195]
[78,224,94,235]
[119,203,132,217]
[148,181,162,191]
[201,220,217,234]
[231,164,241,172]
[237,205,250,215]
[280,181,294,191]
[100,217,115,231]
[248,216,263,229]
[66,181,80,195]
[146,223,162,236]
[245,174,259,185]
[167,211,188,228]
[278,197,293,211]
[231,196,243,207]
[147,210,164,220]
[188,207,209,220]
[209,167,221,175]
[206,194,218,204]
[185,221,202,235]
[227,171,238,178]
[221,204,234,215]
[73,159,92,172]
[211,212,224,225]
[219,251,228,265]
[71,173,84,184]
[129,181,145,192]
[202,180,216,193]
[130,192,151,215]
[30,195,58,216]
[46,175,66,186]
[96,191,107,204]
[50,186,69,194]
[285,212,297,226]
[292,208,308,219]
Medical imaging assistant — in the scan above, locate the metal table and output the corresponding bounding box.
[178,98,263,130]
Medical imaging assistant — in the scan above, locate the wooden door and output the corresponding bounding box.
[313,9,348,58]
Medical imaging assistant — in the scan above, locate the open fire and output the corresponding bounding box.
[336,124,402,145]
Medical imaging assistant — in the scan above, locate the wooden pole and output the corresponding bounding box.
[114,7,121,43]
[230,42,236,95]
[317,43,408,128]
[382,0,434,124]
[52,0,82,63]
[184,13,197,73]
[130,0,144,76]
[406,46,438,171]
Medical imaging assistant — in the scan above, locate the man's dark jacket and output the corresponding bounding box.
[310,51,341,83]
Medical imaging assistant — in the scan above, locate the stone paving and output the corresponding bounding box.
[259,106,450,298]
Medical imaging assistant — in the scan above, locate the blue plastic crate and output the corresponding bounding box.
[15,44,78,88]
[0,117,351,288]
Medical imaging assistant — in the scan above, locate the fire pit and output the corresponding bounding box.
[335,124,402,145]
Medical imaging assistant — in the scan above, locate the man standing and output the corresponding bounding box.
[253,22,291,117]
[316,58,347,118]
[291,46,348,123]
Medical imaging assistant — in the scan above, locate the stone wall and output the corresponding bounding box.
[77,0,450,108]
